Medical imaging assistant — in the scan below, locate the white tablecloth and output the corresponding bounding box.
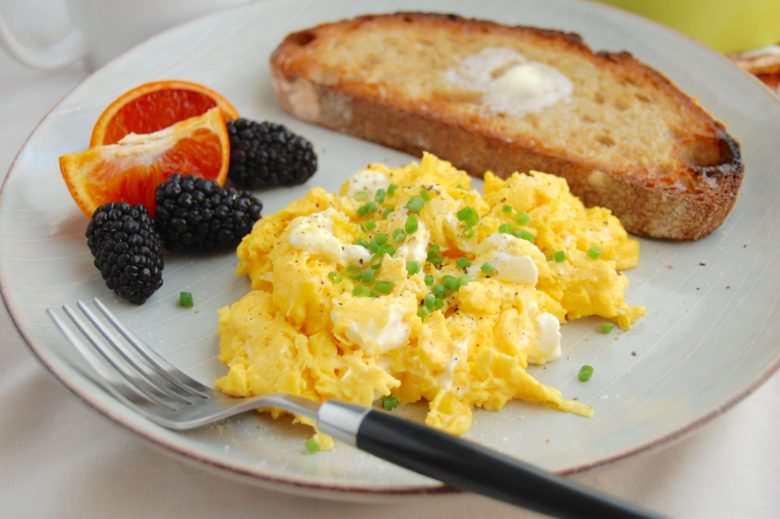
[0,49,778,519]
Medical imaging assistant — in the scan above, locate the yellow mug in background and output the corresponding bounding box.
[598,0,780,52]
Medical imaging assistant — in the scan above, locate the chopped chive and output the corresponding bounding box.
[480,262,496,274]
[424,293,436,310]
[599,322,614,334]
[406,261,421,275]
[352,285,371,297]
[305,437,320,453]
[514,229,534,242]
[405,215,419,234]
[382,396,399,411]
[387,183,398,196]
[355,237,370,249]
[375,188,386,203]
[362,220,376,232]
[392,228,406,243]
[376,243,395,256]
[382,207,393,218]
[346,265,361,273]
[433,283,446,299]
[515,211,530,225]
[417,307,430,319]
[456,257,472,269]
[433,297,445,310]
[178,291,193,308]
[456,207,479,227]
[457,274,473,288]
[553,250,566,263]
[406,197,425,213]
[498,223,515,234]
[587,246,602,260]
[366,241,379,253]
[424,274,435,286]
[374,233,388,245]
[428,256,443,267]
[354,191,369,202]
[419,189,431,202]
[360,268,376,283]
[463,227,475,239]
[501,204,513,213]
[357,201,377,216]
[369,289,379,298]
[442,275,459,292]
[327,271,343,283]
[374,280,394,294]
[578,365,594,382]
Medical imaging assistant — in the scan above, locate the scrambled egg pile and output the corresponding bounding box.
[216,153,644,446]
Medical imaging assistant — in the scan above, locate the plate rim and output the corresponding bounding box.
[1,0,779,497]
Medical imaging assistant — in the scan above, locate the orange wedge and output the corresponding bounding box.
[90,79,239,147]
[60,108,229,217]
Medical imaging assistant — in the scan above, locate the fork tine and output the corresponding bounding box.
[92,298,210,397]
[58,304,179,410]
[76,301,200,404]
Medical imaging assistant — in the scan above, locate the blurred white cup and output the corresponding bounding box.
[0,0,248,70]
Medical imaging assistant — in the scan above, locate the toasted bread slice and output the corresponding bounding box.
[270,12,743,239]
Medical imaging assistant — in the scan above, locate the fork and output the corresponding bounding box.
[48,298,662,519]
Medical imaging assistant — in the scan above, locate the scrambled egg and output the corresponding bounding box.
[216,153,644,445]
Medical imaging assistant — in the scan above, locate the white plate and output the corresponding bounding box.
[1,0,779,500]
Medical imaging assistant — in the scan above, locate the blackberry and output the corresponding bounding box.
[154,174,263,251]
[86,202,164,304]
[227,119,317,189]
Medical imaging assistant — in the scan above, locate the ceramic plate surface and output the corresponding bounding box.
[2,0,779,500]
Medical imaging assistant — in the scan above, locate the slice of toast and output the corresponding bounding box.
[270,12,743,239]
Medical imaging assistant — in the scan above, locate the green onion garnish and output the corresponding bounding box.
[433,283,446,299]
[357,201,377,216]
[374,280,394,294]
[387,183,398,197]
[442,274,459,292]
[417,307,429,319]
[501,204,513,213]
[382,207,393,218]
[553,250,566,263]
[498,223,515,234]
[406,261,421,275]
[352,285,372,297]
[356,237,370,249]
[457,274,473,288]
[424,274,434,286]
[480,262,496,274]
[515,211,530,225]
[419,189,431,202]
[327,271,343,283]
[456,257,472,270]
[360,268,376,283]
[514,229,534,242]
[456,207,479,227]
[392,228,406,243]
[375,188,386,203]
[463,227,475,239]
[374,233,388,245]
[578,365,594,382]
[305,437,320,453]
[406,196,425,213]
[405,215,418,234]
[362,220,376,232]
[178,291,193,308]
[599,322,614,334]
[587,246,602,260]
[354,191,369,202]
[423,293,436,310]
[382,396,399,411]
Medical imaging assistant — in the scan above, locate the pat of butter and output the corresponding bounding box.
[487,62,573,116]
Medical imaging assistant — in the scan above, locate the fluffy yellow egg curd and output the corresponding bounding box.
[216,153,644,448]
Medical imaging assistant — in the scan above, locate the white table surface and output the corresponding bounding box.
[1,43,778,519]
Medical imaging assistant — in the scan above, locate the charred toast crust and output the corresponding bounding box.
[271,12,743,240]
